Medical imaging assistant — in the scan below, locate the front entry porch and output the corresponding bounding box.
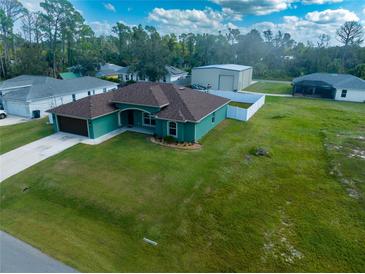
[118,109,155,135]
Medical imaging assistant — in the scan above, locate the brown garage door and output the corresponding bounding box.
[57,115,88,137]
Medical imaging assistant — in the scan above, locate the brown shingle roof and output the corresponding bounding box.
[48,83,230,122]
[113,82,169,107]
[48,91,117,119]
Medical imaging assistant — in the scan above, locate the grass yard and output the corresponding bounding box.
[229,101,252,108]
[0,117,53,154]
[1,97,365,272]
[245,82,292,94]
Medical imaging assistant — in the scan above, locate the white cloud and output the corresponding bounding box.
[302,0,342,4]
[211,0,292,16]
[148,7,237,34]
[89,21,113,36]
[305,9,359,24]
[103,3,116,12]
[19,0,43,12]
[248,9,360,45]
[211,0,345,18]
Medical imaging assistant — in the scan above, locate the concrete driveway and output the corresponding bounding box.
[0,231,78,273]
[0,133,86,182]
[0,115,30,126]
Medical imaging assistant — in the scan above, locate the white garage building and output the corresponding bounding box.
[192,64,253,91]
[0,75,118,118]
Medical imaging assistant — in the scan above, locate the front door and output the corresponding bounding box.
[127,110,134,126]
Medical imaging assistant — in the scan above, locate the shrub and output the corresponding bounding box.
[164,136,177,143]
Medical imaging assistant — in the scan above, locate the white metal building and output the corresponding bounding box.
[0,75,118,118]
[191,64,253,91]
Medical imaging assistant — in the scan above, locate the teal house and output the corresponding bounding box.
[48,83,230,142]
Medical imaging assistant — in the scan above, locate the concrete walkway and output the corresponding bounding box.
[0,115,30,127]
[0,132,86,182]
[0,231,77,273]
[253,79,291,84]
[240,90,293,97]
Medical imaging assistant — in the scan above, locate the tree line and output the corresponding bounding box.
[1,0,365,81]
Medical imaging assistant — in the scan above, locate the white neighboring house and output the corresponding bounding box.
[292,73,365,103]
[0,75,118,118]
[191,64,253,91]
[95,63,188,83]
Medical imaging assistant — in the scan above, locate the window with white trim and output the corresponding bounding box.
[212,112,216,123]
[143,112,156,126]
[168,121,177,137]
[341,89,347,98]
[87,91,91,96]
[72,94,76,101]
[125,74,129,81]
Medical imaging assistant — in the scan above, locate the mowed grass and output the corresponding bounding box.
[229,101,252,108]
[245,82,292,94]
[0,117,53,154]
[1,97,365,272]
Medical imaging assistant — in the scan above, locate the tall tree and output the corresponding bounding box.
[39,0,77,76]
[336,21,364,46]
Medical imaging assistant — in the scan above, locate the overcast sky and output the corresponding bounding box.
[19,0,365,45]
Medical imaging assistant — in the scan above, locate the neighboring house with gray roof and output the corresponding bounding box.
[191,64,253,91]
[95,63,188,84]
[292,73,365,102]
[0,75,118,118]
[47,82,230,142]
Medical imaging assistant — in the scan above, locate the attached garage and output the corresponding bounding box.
[57,115,89,137]
[192,64,253,91]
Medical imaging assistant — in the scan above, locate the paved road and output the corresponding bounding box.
[0,231,77,273]
[0,132,86,182]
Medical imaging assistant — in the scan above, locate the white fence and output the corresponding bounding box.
[207,90,265,121]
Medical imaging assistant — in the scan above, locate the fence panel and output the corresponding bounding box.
[227,105,247,121]
[205,90,265,121]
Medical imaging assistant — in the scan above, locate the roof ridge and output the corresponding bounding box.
[172,85,195,121]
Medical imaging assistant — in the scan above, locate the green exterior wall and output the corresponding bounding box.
[51,103,227,142]
[89,112,119,139]
[52,113,59,132]
[194,104,227,141]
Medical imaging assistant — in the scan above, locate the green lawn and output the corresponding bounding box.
[0,117,53,154]
[229,101,252,108]
[1,97,365,272]
[245,82,292,94]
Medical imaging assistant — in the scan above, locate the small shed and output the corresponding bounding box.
[191,64,253,91]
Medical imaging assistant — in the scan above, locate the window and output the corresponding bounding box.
[72,94,76,101]
[163,76,166,82]
[87,91,91,96]
[168,121,177,137]
[143,112,156,127]
[341,89,347,98]
[125,74,129,81]
[103,88,106,93]
[131,74,134,80]
[212,112,216,123]
[92,90,95,95]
